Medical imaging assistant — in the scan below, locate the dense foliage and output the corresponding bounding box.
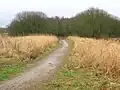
[8,7,120,38]
[8,11,48,36]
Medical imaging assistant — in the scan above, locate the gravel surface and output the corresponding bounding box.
[0,40,68,90]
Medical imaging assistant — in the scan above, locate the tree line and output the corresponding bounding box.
[7,7,120,38]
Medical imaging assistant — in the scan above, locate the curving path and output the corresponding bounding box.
[0,40,68,90]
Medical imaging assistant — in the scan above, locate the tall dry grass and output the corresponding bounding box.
[0,35,58,62]
[67,36,120,80]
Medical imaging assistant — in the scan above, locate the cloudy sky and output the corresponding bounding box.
[0,0,119,27]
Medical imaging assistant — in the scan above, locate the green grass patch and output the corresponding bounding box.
[52,70,116,89]
[0,64,25,81]
[45,67,120,90]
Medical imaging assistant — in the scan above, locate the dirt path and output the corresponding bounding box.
[0,40,68,90]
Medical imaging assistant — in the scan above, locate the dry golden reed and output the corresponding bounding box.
[0,35,58,61]
[67,36,120,79]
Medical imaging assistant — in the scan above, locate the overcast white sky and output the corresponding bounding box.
[0,0,120,27]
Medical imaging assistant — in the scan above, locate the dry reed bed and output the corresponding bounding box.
[0,35,58,61]
[67,36,120,79]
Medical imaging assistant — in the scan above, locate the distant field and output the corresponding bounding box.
[0,35,58,81]
[46,36,120,90]
[0,28,7,34]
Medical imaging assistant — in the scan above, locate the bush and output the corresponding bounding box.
[8,11,48,36]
